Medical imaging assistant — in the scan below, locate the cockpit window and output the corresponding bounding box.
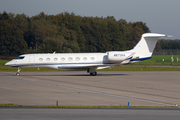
[15,56,25,59]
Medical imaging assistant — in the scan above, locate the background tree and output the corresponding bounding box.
[0,12,27,56]
[0,11,157,56]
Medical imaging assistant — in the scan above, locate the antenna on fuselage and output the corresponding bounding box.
[53,51,56,54]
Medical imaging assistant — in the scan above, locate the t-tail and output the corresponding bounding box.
[129,33,167,63]
[107,33,169,64]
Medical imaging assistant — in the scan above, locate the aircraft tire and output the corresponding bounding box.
[90,72,97,76]
[16,72,20,76]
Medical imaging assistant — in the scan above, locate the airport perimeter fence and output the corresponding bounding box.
[156,59,180,62]
[153,49,180,55]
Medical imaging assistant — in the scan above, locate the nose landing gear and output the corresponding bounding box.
[16,68,21,76]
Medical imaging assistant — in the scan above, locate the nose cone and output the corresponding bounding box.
[5,61,11,66]
[5,62,9,66]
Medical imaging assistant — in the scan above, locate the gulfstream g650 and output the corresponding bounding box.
[5,33,170,76]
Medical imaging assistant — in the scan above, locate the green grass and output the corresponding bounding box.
[1,65,180,72]
[0,59,9,65]
[102,66,180,71]
[132,55,180,65]
[0,103,179,108]
[0,66,60,72]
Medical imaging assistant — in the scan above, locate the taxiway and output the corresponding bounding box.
[0,71,180,106]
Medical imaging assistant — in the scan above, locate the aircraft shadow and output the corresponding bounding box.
[1,73,129,76]
[60,73,129,76]
[1,71,129,76]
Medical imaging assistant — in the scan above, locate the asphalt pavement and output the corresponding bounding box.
[1,108,180,120]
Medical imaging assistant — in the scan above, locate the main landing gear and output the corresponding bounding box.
[90,71,97,76]
[16,68,21,76]
[87,68,97,76]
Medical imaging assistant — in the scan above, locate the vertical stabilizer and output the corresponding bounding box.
[132,33,166,58]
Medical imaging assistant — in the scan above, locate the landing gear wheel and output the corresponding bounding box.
[16,67,21,76]
[90,71,97,76]
[16,72,20,76]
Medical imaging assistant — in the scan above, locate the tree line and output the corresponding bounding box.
[156,39,180,50]
[0,11,179,56]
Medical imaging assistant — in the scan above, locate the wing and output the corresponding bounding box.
[58,63,119,71]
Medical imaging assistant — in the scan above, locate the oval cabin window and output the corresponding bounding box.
[61,57,65,61]
[91,57,95,60]
[68,57,73,61]
[39,58,43,61]
[76,57,80,61]
[83,57,87,61]
[46,58,50,61]
[54,58,58,61]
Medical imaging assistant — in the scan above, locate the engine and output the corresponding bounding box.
[107,51,134,62]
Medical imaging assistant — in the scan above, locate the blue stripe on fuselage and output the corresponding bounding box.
[130,57,152,61]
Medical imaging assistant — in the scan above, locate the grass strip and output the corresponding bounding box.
[1,66,180,72]
[0,103,179,108]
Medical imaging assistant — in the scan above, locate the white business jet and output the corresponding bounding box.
[5,33,169,76]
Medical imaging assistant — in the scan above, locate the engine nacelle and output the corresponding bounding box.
[107,51,134,62]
